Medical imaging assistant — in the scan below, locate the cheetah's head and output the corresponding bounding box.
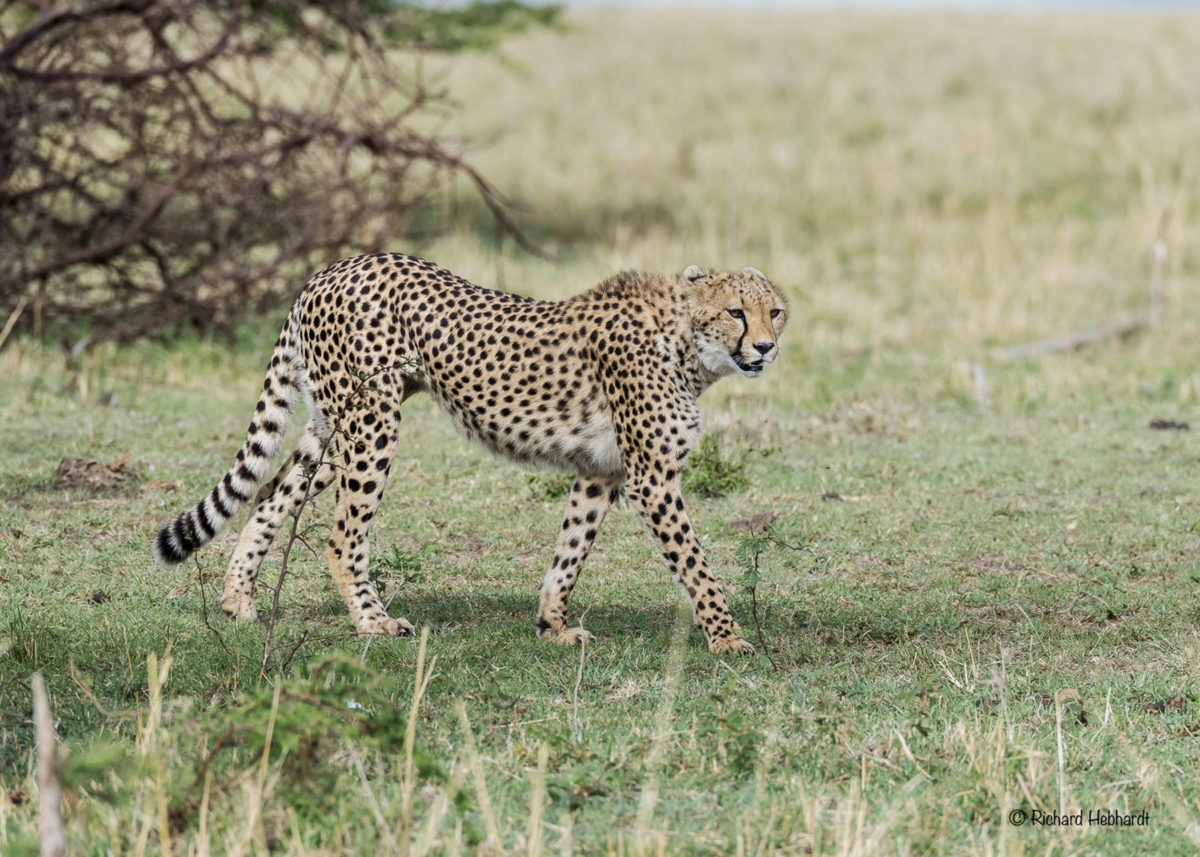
[684,265,789,379]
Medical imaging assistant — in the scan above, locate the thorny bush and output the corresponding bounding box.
[0,0,555,340]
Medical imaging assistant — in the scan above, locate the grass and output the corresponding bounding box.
[4,6,1200,855]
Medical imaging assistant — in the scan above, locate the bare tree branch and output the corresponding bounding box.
[0,0,551,339]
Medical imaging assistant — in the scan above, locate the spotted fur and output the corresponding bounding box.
[152,254,788,652]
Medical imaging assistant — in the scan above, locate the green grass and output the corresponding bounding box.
[4,7,1200,856]
[4,315,1200,855]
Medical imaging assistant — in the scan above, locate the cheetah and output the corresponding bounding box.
[153,254,788,653]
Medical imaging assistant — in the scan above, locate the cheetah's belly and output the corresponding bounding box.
[568,413,623,478]
[428,385,625,479]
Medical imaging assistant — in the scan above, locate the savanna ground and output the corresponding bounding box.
[4,7,1200,855]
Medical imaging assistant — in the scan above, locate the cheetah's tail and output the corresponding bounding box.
[152,309,307,566]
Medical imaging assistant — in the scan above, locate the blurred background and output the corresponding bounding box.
[3,0,1197,412]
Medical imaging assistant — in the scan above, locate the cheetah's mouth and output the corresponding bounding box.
[732,354,765,375]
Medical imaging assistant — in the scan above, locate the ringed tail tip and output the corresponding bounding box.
[152,518,197,566]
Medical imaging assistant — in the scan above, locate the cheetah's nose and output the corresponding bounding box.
[753,341,775,355]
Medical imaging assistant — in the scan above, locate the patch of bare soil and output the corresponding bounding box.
[54,454,139,492]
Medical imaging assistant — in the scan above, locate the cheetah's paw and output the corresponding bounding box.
[708,635,755,655]
[221,592,258,622]
[358,616,416,637]
[538,625,594,646]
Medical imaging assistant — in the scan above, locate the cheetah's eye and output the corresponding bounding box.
[770,309,782,319]
[726,308,744,320]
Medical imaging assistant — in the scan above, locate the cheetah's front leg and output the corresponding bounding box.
[626,471,754,654]
[537,475,623,644]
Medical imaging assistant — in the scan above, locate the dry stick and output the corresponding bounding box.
[33,673,66,857]
[995,208,1171,361]
[747,532,800,672]
[276,629,372,675]
[0,295,28,352]
[993,318,1146,360]
[259,367,389,680]
[19,165,194,283]
[292,529,323,561]
[258,446,333,682]
[747,548,779,673]
[194,554,236,667]
[274,628,316,675]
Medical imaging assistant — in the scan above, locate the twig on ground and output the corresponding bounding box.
[194,555,236,668]
[994,208,1171,361]
[259,455,328,681]
[746,549,779,673]
[737,530,803,671]
[259,366,389,680]
[993,318,1145,360]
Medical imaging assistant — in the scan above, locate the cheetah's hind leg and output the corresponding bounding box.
[323,383,415,637]
[536,475,622,645]
[221,424,336,621]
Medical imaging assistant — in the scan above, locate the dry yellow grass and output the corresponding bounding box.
[397,8,1200,409]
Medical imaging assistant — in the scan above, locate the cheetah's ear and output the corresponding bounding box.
[742,266,768,281]
[683,265,707,284]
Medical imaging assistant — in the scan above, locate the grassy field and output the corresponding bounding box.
[4,6,1200,855]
